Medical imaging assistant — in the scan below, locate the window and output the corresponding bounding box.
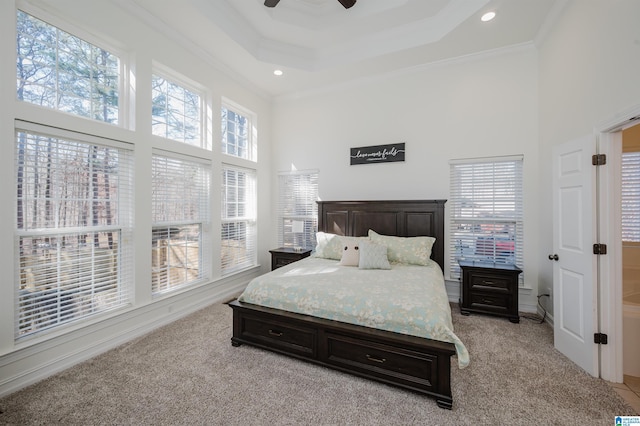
[221,166,257,274]
[16,11,120,123]
[220,100,257,274]
[151,154,211,295]
[152,72,205,148]
[277,170,319,249]
[622,152,640,243]
[449,156,524,281]
[221,103,255,161]
[15,124,133,338]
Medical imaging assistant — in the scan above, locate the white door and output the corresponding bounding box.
[552,135,599,376]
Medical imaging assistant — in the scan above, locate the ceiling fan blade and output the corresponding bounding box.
[264,0,281,7]
[337,0,356,9]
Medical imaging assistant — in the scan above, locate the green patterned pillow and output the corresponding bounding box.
[313,232,343,260]
[368,230,435,266]
[358,241,391,270]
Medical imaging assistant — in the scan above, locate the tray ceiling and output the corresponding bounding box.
[118,0,562,97]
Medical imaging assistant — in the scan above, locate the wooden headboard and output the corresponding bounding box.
[317,200,446,271]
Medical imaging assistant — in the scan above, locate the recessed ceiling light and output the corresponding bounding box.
[481,11,496,22]
[273,69,283,76]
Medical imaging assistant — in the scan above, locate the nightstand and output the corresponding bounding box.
[269,247,312,271]
[458,260,522,323]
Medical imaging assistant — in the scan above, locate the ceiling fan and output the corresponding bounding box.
[264,0,357,9]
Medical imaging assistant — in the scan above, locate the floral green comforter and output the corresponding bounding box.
[238,256,469,368]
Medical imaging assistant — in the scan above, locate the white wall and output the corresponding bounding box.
[272,46,541,309]
[5,0,638,399]
[0,0,272,396]
[537,0,640,314]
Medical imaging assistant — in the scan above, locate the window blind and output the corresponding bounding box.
[277,170,319,249]
[15,126,133,338]
[151,153,211,295]
[622,152,640,242]
[221,165,257,274]
[449,157,524,282]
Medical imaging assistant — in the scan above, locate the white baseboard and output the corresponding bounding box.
[445,279,461,304]
[445,279,542,314]
[0,271,257,398]
[540,307,554,327]
[1,272,555,398]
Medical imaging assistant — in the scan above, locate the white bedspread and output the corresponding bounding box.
[238,256,469,368]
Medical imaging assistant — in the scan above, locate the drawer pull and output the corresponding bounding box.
[482,299,493,304]
[482,280,495,285]
[268,329,283,337]
[365,354,386,364]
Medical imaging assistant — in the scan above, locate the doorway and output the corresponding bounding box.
[621,124,640,385]
[596,107,640,384]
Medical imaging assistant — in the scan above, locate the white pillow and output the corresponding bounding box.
[358,241,391,270]
[339,238,361,266]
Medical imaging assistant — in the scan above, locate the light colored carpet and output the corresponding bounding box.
[0,302,635,425]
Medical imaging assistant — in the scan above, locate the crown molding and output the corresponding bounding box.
[533,0,569,48]
[112,0,271,101]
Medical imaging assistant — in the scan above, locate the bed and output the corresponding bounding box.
[228,200,465,409]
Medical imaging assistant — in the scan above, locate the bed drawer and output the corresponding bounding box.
[239,315,316,358]
[229,300,455,409]
[324,333,439,391]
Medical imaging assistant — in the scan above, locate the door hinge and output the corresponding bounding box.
[592,154,606,166]
[594,333,608,345]
[593,243,607,255]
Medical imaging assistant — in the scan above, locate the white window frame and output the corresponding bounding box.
[277,170,319,250]
[151,151,211,296]
[14,121,134,339]
[151,63,209,150]
[221,164,257,275]
[221,98,256,162]
[449,155,524,283]
[16,8,125,126]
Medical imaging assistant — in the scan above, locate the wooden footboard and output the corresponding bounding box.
[229,299,455,409]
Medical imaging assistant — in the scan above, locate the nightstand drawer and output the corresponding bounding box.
[458,260,522,323]
[274,257,297,268]
[269,247,312,270]
[469,274,511,292]
[469,292,511,313]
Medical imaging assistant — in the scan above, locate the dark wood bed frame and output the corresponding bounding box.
[228,200,456,409]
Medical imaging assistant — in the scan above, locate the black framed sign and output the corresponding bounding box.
[350,143,405,165]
